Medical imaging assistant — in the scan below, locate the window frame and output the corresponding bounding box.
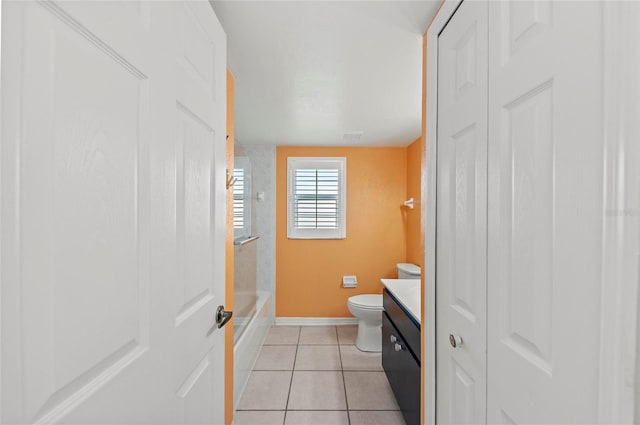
[287,157,347,240]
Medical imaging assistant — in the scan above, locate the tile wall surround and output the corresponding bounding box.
[244,145,276,303]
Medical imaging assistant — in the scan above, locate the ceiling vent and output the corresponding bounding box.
[343,131,364,142]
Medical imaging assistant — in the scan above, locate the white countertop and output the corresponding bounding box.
[380,279,421,325]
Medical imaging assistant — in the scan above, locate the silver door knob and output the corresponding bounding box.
[216,305,233,329]
[394,343,403,352]
[449,334,463,348]
[390,335,397,343]
[207,305,233,337]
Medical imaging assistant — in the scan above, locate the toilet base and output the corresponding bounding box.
[355,320,382,352]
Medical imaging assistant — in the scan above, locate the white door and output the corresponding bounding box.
[0,1,227,423]
[168,2,227,424]
[435,1,488,423]
[486,1,603,423]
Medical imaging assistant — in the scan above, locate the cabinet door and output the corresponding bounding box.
[382,313,420,425]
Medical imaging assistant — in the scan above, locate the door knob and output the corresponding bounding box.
[216,305,233,328]
[390,335,397,343]
[449,334,463,348]
[207,305,233,337]
[394,343,403,352]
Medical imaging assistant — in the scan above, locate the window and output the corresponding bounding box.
[287,157,346,239]
[233,168,245,229]
[233,154,252,240]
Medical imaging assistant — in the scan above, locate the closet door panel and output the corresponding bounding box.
[436,1,488,423]
[487,2,604,423]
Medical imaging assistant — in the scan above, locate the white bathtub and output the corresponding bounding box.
[233,290,273,410]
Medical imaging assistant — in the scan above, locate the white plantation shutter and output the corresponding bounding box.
[287,157,346,239]
[233,168,245,229]
[233,157,251,239]
[294,168,339,229]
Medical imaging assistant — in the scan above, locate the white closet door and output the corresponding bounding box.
[1,1,226,423]
[486,1,604,423]
[435,1,488,423]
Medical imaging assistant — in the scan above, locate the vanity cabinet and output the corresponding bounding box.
[382,289,420,425]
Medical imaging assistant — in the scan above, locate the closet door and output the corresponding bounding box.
[486,2,604,423]
[435,1,488,423]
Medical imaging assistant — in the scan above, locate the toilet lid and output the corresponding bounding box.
[348,294,383,310]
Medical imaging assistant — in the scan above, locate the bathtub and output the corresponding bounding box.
[233,290,273,409]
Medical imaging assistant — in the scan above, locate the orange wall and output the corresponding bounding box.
[224,69,234,425]
[406,137,423,267]
[276,146,408,317]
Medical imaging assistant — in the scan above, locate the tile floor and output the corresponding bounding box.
[234,325,406,425]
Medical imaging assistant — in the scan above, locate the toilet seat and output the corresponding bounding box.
[348,294,383,310]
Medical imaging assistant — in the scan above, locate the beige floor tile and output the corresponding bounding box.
[284,411,349,425]
[264,326,300,345]
[294,345,341,370]
[344,371,400,410]
[255,345,297,370]
[234,410,286,425]
[339,345,383,371]
[237,371,292,410]
[349,410,406,425]
[298,326,338,344]
[287,371,347,410]
[336,325,357,345]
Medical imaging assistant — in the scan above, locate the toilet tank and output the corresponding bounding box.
[396,263,421,279]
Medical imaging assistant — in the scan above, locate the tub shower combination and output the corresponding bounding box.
[232,235,271,407]
[232,142,271,408]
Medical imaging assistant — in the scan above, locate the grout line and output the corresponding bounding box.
[237,408,400,411]
[282,409,350,411]
[253,368,382,372]
[282,326,301,417]
[336,326,352,425]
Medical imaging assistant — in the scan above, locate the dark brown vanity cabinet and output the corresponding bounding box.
[382,289,420,425]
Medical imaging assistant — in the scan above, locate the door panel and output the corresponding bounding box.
[175,103,216,326]
[436,1,488,423]
[500,81,554,373]
[170,2,227,424]
[2,3,156,422]
[1,1,226,423]
[449,359,476,425]
[502,1,552,65]
[487,1,603,423]
[176,357,215,425]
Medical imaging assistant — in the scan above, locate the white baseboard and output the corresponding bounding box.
[274,317,359,326]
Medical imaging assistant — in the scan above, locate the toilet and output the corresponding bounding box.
[347,263,421,352]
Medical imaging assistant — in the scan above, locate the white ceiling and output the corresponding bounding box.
[211,1,441,147]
